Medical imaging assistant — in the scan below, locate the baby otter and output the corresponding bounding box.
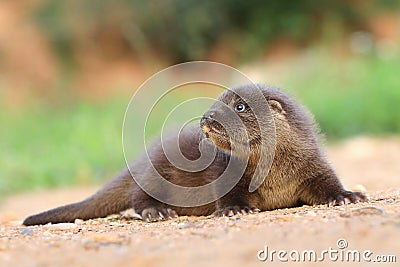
[23,84,367,225]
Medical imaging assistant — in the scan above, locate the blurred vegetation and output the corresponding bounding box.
[284,52,400,138]
[0,96,127,197]
[33,0,399,63]
[1,0,399,196]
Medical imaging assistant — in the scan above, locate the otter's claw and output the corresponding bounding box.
[328,191,368,207]
[141,207,178,222]
[213,206,259,217]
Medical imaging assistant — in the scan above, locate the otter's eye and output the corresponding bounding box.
[235,103,246,112]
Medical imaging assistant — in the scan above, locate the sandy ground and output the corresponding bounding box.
[0,136,399,267]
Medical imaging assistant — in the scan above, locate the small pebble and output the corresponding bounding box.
[20,228,34,236]
[74,219,84,225]
[307,211,317,216]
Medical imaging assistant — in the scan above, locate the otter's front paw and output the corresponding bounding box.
[328,191,368,206]
[141,207,178,222]
[213,206,259,217]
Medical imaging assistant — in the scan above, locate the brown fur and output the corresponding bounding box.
[23,84,367,225]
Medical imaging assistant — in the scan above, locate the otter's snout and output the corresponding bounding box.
[200,110,216,130]
[200,114,213,137]
[200,109,221,137]
[200,109,227,139]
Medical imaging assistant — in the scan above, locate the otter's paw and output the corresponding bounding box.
[328,191,368,207]
[213,206,259,217]
[141,207,178,222]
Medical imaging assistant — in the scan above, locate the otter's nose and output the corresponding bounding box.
[208,111,215,119]
[202,110,216,120]
[201,111,216,125]
[200,111,216,128]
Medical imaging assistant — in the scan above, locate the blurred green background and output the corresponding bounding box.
[0,0,399,197]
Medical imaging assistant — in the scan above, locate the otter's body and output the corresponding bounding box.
[23,84,366,226]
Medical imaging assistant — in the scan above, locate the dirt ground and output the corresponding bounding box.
[1,136,399,267]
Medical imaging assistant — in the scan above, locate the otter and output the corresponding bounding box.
[23,84,367,226]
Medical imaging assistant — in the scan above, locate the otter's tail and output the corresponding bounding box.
[22,170,134,226]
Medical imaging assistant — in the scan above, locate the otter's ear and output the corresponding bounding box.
[268,99,286,115]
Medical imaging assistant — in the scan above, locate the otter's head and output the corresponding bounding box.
[200,84,318,158]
